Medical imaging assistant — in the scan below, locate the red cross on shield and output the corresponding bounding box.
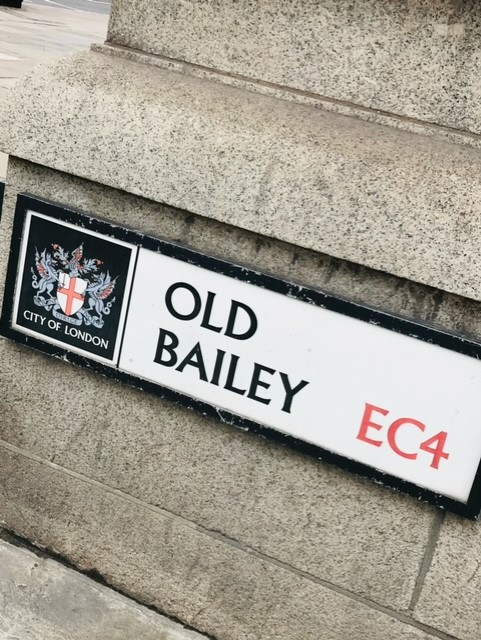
[57,273,87,316]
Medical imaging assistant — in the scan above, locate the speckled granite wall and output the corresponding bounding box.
[108,0,481,135]
[1,1,481,639]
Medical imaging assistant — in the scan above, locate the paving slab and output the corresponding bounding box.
[25,0,110,15]
[0,2,109,177]
[0,537,207,640]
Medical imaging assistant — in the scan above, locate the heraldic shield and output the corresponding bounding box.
[57,273,88,316]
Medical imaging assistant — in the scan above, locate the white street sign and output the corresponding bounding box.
[120,248,481,504]
[4,195,481,517]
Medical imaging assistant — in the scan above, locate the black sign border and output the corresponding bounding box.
[0,180,5,221]
[2,193,481,520]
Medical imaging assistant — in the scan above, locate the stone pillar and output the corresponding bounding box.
[1,2,481,639]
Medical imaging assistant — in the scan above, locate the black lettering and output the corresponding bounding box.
[224,354,246,395]
[176,342,208,381]
[210,349,226,386]
[279,372,309,413]
[247,362,274,405]
[165,282,201,321]
[201,291,223,333]
[153,328,179,366]
[225,300,258,341]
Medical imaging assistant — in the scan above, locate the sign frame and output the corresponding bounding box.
[0,180,5,221]
[2,193,481,519]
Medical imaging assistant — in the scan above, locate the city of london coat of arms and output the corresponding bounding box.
[31,243,116,329]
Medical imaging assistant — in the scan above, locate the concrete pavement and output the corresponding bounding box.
[0,537,207,639]
[0,2,109,177]
[25,0,110,16]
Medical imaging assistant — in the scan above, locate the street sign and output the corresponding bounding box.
[3,194,481,518]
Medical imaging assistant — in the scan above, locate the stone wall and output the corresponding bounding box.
[1,1,481,639]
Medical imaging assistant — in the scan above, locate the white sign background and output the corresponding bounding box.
[119,248,481,504]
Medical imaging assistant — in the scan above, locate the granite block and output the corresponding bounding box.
[0,539,207,640]
[92,41,481,158]
[414,515,481,640]
[0,160,440,612]
[3,52,481,301]
[0,446,442,640]
[108,0,481,135]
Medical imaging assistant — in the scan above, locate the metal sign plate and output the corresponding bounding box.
[3,194,481,518]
